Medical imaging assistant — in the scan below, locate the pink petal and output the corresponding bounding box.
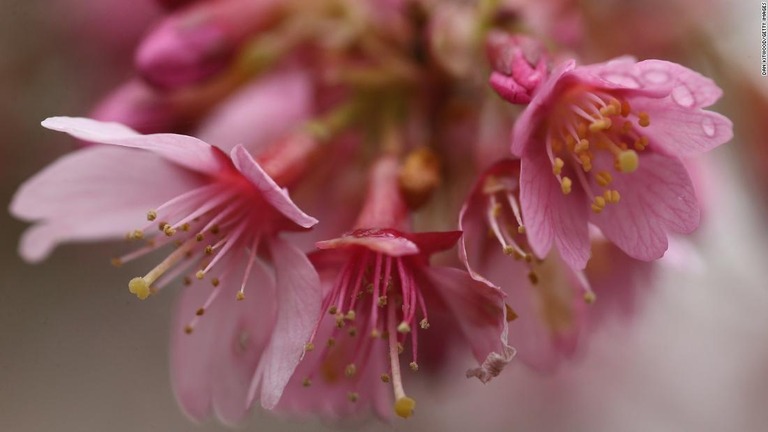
[519,150,590,269]
[41,117,229,175]
[634,60,724,109]
[171,255,277,423]
[627,96,733,157]
[10,146,200,262]
[230,145,318,229]
[589,152,700,261]
[420,266,513,382]
[196,68,313,154]
[248,236,321,409]
[573,57,673,98]
[316,233,420,256]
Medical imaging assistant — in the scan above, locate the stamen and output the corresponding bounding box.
[128,238,196,300]
[637,112,650,127]
[388,302,415,419]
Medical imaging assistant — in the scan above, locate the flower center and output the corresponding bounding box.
[114,174,268,332]
[546,87,651,213]
[302,250,426,418]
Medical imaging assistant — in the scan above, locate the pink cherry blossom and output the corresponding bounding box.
[459,159,655,370]
[511,57,733,269]
[277,156,513,419]
[487,32,550,105]
[10,117,322,422]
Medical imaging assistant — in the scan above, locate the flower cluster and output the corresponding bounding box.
[11,0,732,423]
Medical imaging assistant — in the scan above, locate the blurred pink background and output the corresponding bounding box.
[1,1,767,431]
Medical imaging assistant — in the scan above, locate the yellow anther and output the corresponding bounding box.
[620,100,631,117]
[183,276,192,286]
[638,112,650,127]
[184,325,194,334]
[345,310,356,320]
[575,139,590,153]
[599,104,617,116]
[348,327,358,337]
[584,291,597,304]
[380,373,391,383]
[579,154,593,172]
[146,210,157,221]
[596,171,613,187]
[378,296,388,307]
[347,392,359,402]
[591,196,607,213]
[236,292,245,301]
[618,150,639,173]
[181,223,190,232]
[195,270,205,280]
[327,337,336,347]
[196,308,205,316]
[589,118,612,132]
[370,329,381,339]
[211,278,220,287]
[409,362,419,371]
[397,322,411,333]
[517,226,526,234]
[564,134,576,150]
[195,233,205,241]
[302,378,312,387]
[397,343,404,354]
[345,364,357,377]
[128,277,151,300]
[560,177,572,195]
[604,189,621,204]
[552,157,565,175]
[128,229,144,240]
[621,120,633,134]
[304,342,315,352]
[394,397,416,419]
[633,136,649,151]
[420,318,430,329]
[505,303,518,321]
[111,258,123,268]
[163,224,176,236]
[328,305,338,315]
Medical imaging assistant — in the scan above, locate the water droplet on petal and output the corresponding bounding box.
[671,85,695,108]
[602,73,640,88]
[643,70,669,84]
[701,116,716,137]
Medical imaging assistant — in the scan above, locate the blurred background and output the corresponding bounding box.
[1,1,767,431]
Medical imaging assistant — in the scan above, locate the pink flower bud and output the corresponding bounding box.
[136,0,283,90]
[89,80,178,134]
[486,32,549,105]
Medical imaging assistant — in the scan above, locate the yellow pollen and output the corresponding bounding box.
[409,362,419,371]
[420,318,430,329]
[579,154,593,172]
[604,189,621,203]
[195,270,205,280]
[381,373,391,383]
[552,157,565,175]
[146,210,157,221]
[638,112,650,127]
[370,329,381,339]
[302,378,312,387]
[575,139,590,153]
[328,306,338,315]
[347,392,359,403]
[589,118,612,132]
[184,325,194,334]
[620,100,631,117]
[236,292,245,301]
[378,296,388,307]
[618,150,639,173]
[181,223,191,232]
[128,277,151,300]
[599,104,617,116]
[128,229,144,240]
[591,196,607,213]
[304,342,315,352]
[195,233,204,241]
[634,136,649,151]
[517,226,526,234]
[196,308,205,316]
[560,177,573,195]
[211,278,220,287]
[397,322,411,333]
[584,292,597,304]
[595,171,613,187]
[394,397,416,419]
[346,310,356,320]
[163,225,176,236]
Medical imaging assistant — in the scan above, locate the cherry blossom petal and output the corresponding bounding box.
[248,236,321,409]
[41,117,229,175]
[519,150,590,269]
[230,145,318,229]
[589,152,700,261]
[10,146,200,262]
[628,96,733,157]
